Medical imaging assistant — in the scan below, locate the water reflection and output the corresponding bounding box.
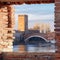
[13,43,56,52]
[26,44,55,52]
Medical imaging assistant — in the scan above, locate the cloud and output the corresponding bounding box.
[28,14,54,21]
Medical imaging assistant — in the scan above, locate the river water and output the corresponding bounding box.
[13,44,56,52]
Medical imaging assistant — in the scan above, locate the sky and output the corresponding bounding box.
[14,3,55,32]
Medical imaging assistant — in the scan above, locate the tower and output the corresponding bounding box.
[18,15,28,31]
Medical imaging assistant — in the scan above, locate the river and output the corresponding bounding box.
[13,44,56,52]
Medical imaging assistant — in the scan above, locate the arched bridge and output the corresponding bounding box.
[25,35,49,44]
[24,32,48,44]
[24,33,47,40]
[23,32,55,53]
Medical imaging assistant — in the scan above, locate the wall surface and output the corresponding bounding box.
[0,0,54,4]
[0,5,15,52]
[55,0,60,60]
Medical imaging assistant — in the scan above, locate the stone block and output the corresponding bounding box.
[55,0,60,2]
[55,7,60,12]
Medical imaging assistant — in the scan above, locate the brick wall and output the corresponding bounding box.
[0,5,15,52]
[2,52,55,60]
[55,0,60,60]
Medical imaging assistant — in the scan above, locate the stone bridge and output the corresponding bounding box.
[24,33,48,41]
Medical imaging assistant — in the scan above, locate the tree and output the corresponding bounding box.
[33,23,40,30]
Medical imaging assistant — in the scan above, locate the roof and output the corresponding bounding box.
[0,0,54,5]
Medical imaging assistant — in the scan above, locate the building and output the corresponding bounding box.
[39,23,50,33]
[18,15,28,31]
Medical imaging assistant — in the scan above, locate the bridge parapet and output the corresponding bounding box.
[24,33,47,40]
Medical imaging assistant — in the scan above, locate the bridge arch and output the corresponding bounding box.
[25,35,49,44]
